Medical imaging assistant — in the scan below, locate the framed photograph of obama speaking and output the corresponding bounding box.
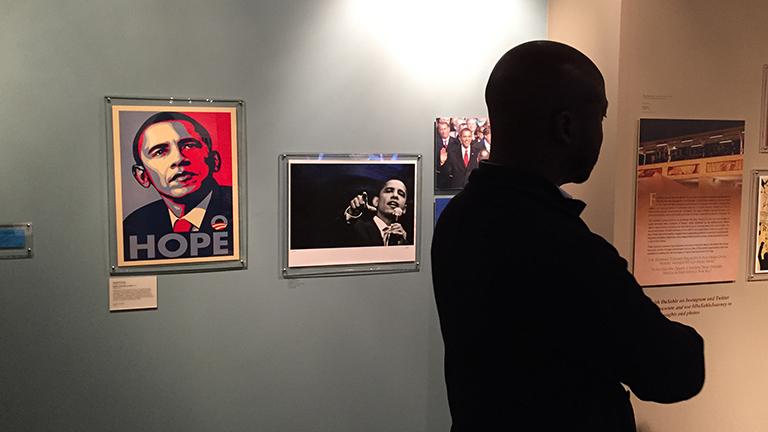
[280,154,421,278]
[106,97,247,274]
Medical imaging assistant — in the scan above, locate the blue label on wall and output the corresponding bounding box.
[0,228,25,249]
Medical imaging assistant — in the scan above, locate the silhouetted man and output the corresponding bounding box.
[432,41,704,431]
[344,178,409,246]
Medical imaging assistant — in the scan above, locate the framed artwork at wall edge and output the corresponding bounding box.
[633,118,744,287]
[749,170,768,280]
[759,65,768,153]
[106,96,247,274]
[280,153,421,278]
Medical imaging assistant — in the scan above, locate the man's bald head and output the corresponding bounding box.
[485,40,604,132]
[484,41,607,184]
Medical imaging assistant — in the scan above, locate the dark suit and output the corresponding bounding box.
[123,184,234,261]
[346,215,410,247]
[435,136,460,190]
[477,138,491,153]
[438,144,481,190]
[432,163,704,431]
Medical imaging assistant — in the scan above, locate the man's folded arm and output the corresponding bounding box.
[581,234,705,403]
[615,282,705,403]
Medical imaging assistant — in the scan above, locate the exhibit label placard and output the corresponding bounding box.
[109,276,157,311]
[633,119,744,286]
[0,223,33,259]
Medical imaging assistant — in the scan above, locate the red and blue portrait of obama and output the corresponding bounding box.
[123,112,234,261]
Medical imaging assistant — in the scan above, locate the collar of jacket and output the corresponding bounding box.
[466,161,587,217]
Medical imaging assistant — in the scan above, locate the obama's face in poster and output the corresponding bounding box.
[132,115,221,205]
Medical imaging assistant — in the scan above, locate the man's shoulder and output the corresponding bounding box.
[212,184,233,199]
[350,216,381,238]
[347,216,383,246]
[125,199,167,221]
[209,184,234,214]
[471,185,619,261]
[445,145,465,168]
[349,215,377,229]
[123,199,169,234]
[447,183,582,234]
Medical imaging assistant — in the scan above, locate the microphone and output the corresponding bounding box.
[388,207,405,246]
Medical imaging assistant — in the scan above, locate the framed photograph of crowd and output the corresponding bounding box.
[280,154,421,278]
[106,96,247,274]
[749,170,768,280]
[434,116,491,193]
[634,118,743,286]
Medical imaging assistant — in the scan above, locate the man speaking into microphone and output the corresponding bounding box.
[343,178,410,247]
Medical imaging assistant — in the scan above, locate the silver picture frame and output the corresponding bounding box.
[280,153,422,278]
[105,96,248,275]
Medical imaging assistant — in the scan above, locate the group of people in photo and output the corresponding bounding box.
[434,116,491,190]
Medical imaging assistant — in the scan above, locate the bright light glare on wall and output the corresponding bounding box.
[345,0,538,85]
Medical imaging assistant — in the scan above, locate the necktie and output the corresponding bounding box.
[173,218,193,233]
[463,149,469,167]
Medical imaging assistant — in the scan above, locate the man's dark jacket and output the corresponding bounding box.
[435,136,460,190]
[123,184,234,261]
[431,163,704,431]
[345,215,410,247]
[438,144,482,190]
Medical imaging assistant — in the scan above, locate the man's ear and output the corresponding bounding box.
[208,150,221,173]
[372,196,379,208]
[554,110,573,147]
[132,165,152,188]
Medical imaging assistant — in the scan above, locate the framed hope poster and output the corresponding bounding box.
[106,96,247,274]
